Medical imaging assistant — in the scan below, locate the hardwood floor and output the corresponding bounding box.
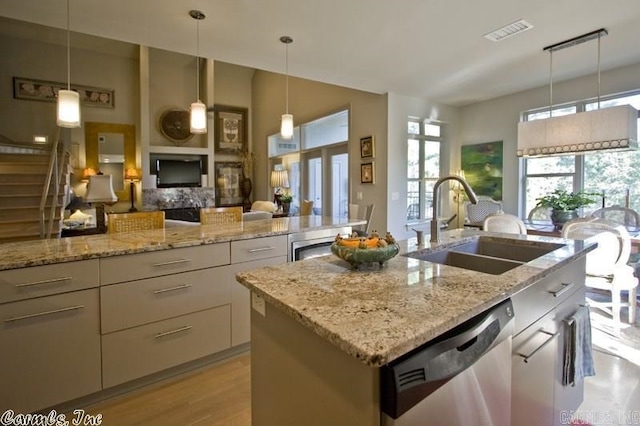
[77,353,251,426]
[74,346,638,425]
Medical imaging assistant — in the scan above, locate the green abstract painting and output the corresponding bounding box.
[461,141,503,200]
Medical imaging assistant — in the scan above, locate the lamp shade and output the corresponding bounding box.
[518,104,638,157]
[190,101,207,134]
[270,170,290,189]
[280,114,294,140]
[85,175,117,203]
[57,89,81,128]
[125,168,141,181]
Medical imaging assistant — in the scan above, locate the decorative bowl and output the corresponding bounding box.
[330,239,399,269]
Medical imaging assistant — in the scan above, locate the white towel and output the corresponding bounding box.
[562,305,596,386]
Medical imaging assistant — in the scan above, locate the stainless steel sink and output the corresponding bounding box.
[404,237,565,275]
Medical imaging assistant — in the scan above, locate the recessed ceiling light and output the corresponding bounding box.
[484,19,533,42]
[33,135,48,144]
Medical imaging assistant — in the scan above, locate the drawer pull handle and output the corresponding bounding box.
[4,305,84,323]
[248,246,276,253]
[152,259,191,267]
[154,325,193,339]
[15,276,72,288]
[153,284,192,294]
[518,330,559,363]
[548,282,574,298]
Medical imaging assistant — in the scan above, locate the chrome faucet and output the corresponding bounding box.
[430,175,478,243]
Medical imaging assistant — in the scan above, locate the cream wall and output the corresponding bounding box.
[252,70,388,233]
[459,62,640,217]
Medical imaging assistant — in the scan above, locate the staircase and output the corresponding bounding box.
[0,143,70,243]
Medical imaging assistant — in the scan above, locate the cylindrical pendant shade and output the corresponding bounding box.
[57,89,81,128]
[281,114,294,140]
[190,101,207,134]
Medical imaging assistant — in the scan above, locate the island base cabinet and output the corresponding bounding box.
[0,289,101,413]
[251,301,380,426]
[102,305,230,388]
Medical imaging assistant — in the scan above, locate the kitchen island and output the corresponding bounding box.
[236,229,596,425]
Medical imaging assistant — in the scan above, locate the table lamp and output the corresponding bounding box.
[125,168,141,212]
[85,174,117,233]
[270,170,289,210]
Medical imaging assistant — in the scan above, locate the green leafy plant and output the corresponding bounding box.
[535,189,600,211]
[279,193,293,203]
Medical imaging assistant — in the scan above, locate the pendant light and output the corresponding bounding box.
[57,0,81,128]
[517,28,637,157]
[280,36,294,140]
[189,10,207,134]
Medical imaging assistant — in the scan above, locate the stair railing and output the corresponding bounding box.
[39,127,63,239]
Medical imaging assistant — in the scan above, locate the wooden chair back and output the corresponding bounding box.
[200,207,243,225]
[107,211,165,234]
[301,200,314,216]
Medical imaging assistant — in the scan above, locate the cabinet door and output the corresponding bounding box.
[512,309,559,426]
[0,289,101,413]
[229,256,287,346]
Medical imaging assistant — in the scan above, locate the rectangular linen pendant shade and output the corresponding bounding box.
[280,114,294,140]
[517,104,638,157]
[190,101,207,134]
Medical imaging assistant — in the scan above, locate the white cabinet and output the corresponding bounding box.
[100,242,232,388]
[0,288,101,413]
[230,236,287,346]
[511,258,586,426]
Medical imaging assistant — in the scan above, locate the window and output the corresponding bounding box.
[521,91,640,216]
[407,119,442,221]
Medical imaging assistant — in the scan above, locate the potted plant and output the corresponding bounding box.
[279,193,293,214]
[535,189,600,229]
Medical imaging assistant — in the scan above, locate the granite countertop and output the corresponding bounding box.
[236,228,596,367]
[0,216,363,271]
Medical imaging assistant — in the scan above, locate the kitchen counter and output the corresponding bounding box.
[0,216,363,271]
[236,228,596,367]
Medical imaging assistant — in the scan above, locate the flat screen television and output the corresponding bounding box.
[156,159,202,188]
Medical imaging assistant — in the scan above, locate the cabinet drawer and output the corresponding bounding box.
[0,260,99,304]
[101,266,231,333]
[100,243,230,285]
[231,235,287,264]
[102,305,230,388]
[512,257,585,335]
[0,289,101,413]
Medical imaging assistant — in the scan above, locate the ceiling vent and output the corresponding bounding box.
[484,20,533,42]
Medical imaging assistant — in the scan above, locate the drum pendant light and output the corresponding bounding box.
[57,0,81,128]
[189,10,207,134]
[280,36,294,140]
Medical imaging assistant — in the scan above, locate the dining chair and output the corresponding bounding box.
[300,200,314,216]
[352,204,375,236]
[590,205,640,227]
[482,213,527,235]
[348,203,360,220]
[107,211,165,233]
[527,206,552,222]
[200,206,243,225]
[561,217,638,336]
[242,211,273,221]
[465,196,503,225]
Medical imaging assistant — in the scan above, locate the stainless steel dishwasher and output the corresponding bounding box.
[380,298,514,426]
[288,226,351,261]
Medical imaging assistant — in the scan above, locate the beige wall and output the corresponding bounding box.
[251,70,388,233]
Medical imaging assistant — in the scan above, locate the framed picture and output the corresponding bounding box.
[461,141,504,200]
[360,162,375,184]
[13,76,115,109]
[360,136,375,158]
[214,161,244,206]
[214,105,248,154]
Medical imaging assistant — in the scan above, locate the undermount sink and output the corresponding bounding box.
[404,237,565,275]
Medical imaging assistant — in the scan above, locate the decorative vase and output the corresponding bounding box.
[282,202,291,215]
[240,177,252,211]
[551,209,578,230]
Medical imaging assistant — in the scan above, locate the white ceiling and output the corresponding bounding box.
[2,0,640,106]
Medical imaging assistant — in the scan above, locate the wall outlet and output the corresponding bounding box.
[251,292,266,316]
[356,191,363,200]
[392,192,400,201]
